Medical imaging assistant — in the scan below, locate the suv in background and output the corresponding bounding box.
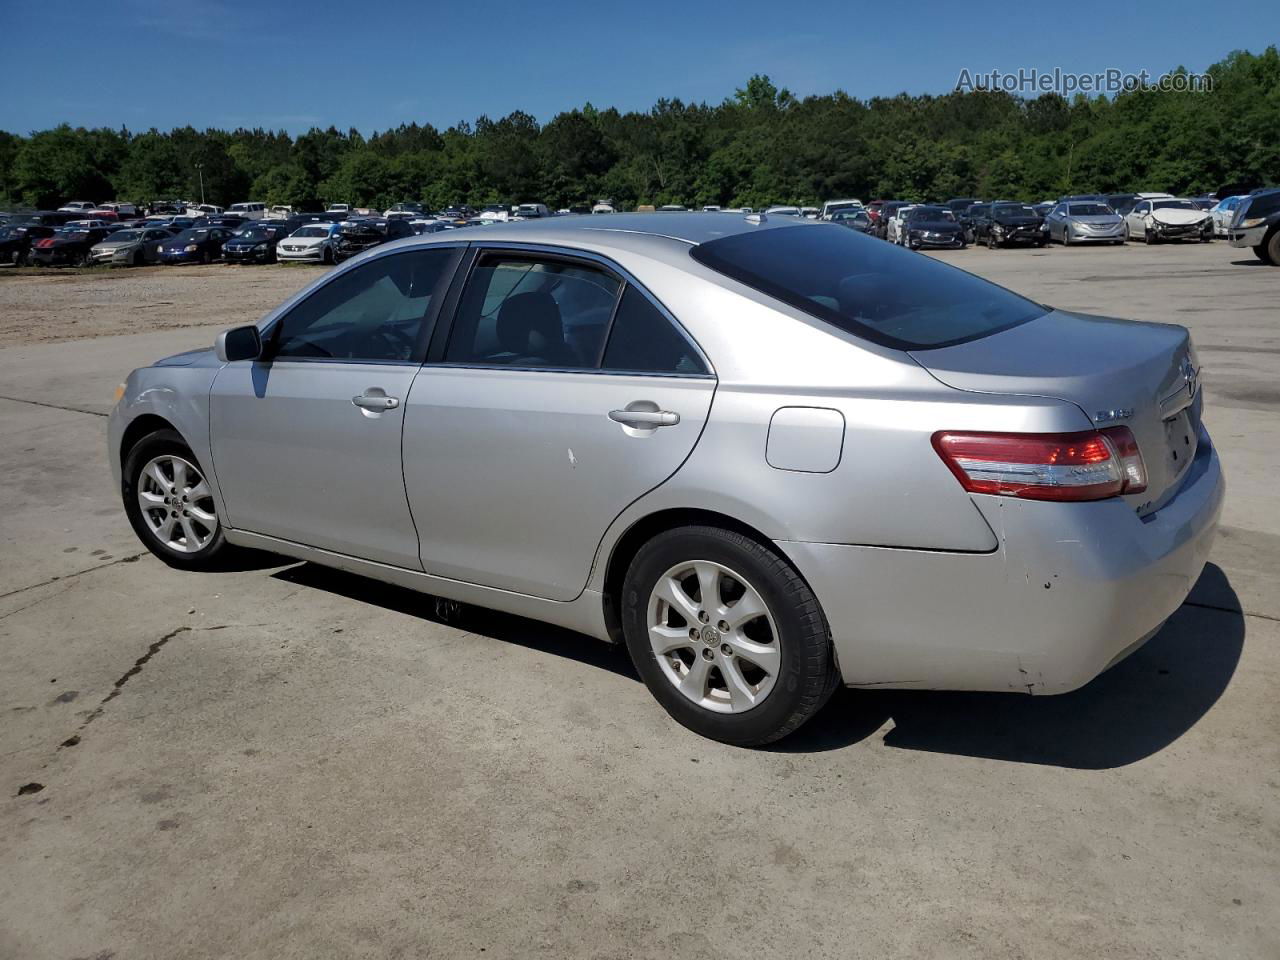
[1229,187,1280,265]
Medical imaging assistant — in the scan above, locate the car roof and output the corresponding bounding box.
[425,212,808,247]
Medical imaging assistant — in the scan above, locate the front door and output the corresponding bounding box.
[209,247,459,568]
[403,250,717,600]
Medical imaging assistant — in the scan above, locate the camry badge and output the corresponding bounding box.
[1094,408,1134,424]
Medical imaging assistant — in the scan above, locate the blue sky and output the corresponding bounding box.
[2,0,1275,135]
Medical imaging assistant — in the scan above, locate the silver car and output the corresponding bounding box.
[89,226,176,266]
[108,214,1224,745]
[1046,202,1126,245]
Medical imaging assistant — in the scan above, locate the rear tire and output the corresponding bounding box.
[122,429,234,570]
[620,525,838,746]
[1144,227,1157,245]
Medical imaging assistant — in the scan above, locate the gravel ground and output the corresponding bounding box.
[0,263,326,347]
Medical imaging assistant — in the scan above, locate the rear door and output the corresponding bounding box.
[403,247,716,600]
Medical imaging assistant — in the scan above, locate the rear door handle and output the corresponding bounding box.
[609,408,680,427]
[352,394,400,410]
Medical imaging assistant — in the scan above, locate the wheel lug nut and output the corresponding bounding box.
[721,644,733,656]
[698,611,709,623]
[717,621,729,632]
[701,648,714,661]
[689,627,698,639]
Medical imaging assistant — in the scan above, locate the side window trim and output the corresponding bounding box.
[426,241,714,378]
[263,245,466,366]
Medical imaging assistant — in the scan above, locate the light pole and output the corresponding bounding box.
[196,163,206,205]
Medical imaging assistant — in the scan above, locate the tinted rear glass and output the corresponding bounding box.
[689,224,1046,350]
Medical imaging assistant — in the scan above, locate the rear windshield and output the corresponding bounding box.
[1068,204,1113,216]
[689,223,1046,350]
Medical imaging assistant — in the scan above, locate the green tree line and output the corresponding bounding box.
[1,49,1276,212]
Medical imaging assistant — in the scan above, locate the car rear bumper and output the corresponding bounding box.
[781,431,1223,694]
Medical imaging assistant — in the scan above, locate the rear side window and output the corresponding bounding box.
[690,223,1046,350]
[602,287,706,375]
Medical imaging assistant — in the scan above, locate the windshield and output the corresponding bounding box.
[909,207,954,221]
[238,227,274,241]
[172,229,211,242]
[104,230,143,242]
[1153,200,1196,211]
[833,210,868,221]
[992,204,1036,218]
[293,225,329,238]
[690,224,1046,350]
[1068,204,1113,216]
[825,202,860,214]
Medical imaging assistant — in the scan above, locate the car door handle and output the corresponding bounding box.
[609,408,680,427]
[352,394,400,410]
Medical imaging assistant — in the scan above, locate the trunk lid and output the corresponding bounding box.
[910,310,1201,514]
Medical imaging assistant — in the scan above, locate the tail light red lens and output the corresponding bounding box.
[932,427,1147,502]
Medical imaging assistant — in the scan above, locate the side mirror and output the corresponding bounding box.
[215,325,263,363]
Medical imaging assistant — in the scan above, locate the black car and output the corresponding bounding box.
[945,197,980,220]
[196,215,248,230]
[974,202,1049,248]
[332,217,414,262]
[1228,186,1280,265]
[958,202,990,243]
[901,205,966,249]
[1105,194,1141,217]
[29,227,113,266]
[222,222,292,263]
[0,223,56,265]
[830,209,875,234]
[14,210,81,227]
[158,227,233,264]
[872,201,912,240]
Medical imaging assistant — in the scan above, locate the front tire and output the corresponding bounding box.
[122,429,231,569]
[1260,230,1280,265]
[620,525,838,746]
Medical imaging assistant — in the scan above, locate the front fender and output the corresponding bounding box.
[108,363,223,515]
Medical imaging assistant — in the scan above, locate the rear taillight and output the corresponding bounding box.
[932,427,1147,502]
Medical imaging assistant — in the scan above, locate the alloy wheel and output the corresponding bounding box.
[136,455,217,553]
[647,560,780,714]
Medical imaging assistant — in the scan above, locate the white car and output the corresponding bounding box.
[819,199,863,220]
[96,202,138,218]
[227,202,267,221]
[58,201,96,213]
[764,206,802,217]
[1210,196,1248,237]
[326,203,351,214]
[265,206,294,220]
[591,200,617,214]
[275,223,340,264]
[186,203,223,217]
[887,205,917,244]
[1124,197,1214,244]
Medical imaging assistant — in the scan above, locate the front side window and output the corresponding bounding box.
[272,249,454,362]
[446,256,621,368]
[690,223,1046,350]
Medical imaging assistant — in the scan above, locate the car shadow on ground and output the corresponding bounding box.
[270,562,640,681]
[271,560,1242,768]
[773,563,1244,768]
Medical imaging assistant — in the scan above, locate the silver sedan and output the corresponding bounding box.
[109,214,1224,745]
[1046,202,1127,245]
